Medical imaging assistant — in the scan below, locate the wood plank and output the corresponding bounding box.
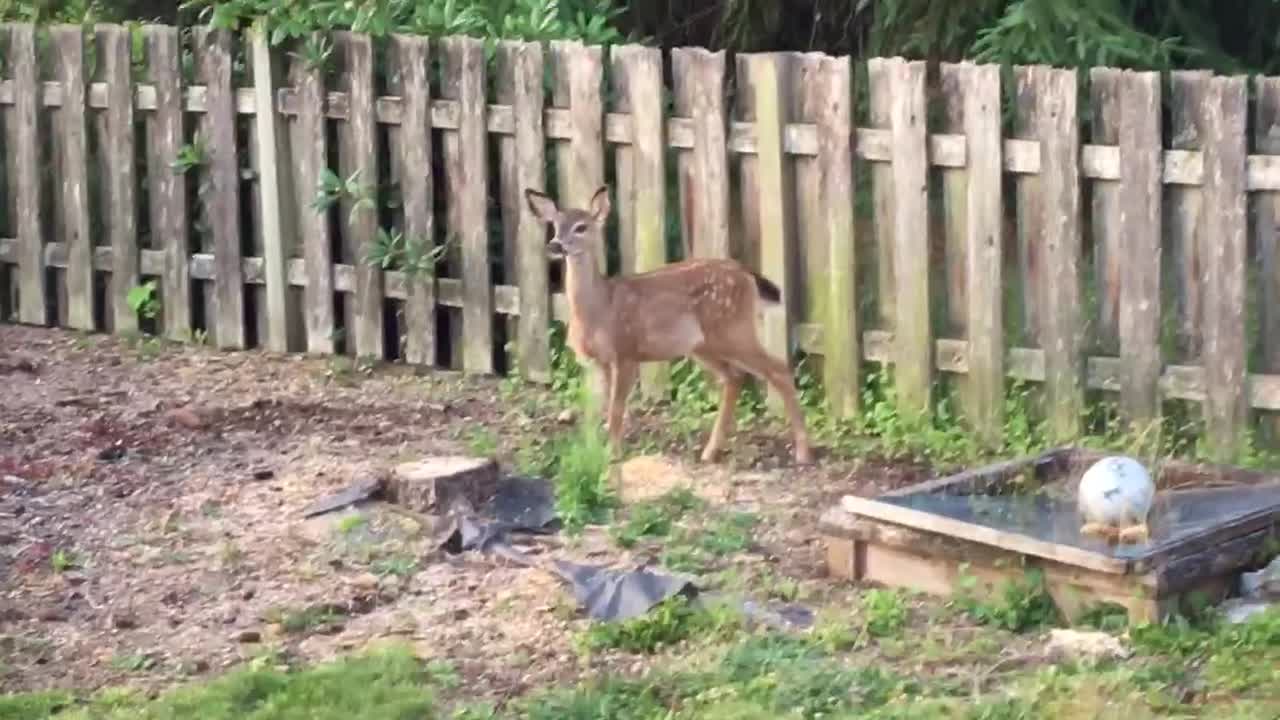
[6,24,44,325]
[790,53,827,332]
[553,41,606,270]
[250,23,297,352]
[961,62,1005,445]
[671,52,695,259]
[334,34,359,355]
[443,37,493,374]
[839,495,1129,574]
[195,28,244,348]
[508,41,549,383]
[671,47,729,258]
[294,32,335,354]
[1200,76,1250,460]
[1167,71,1211,362]
[145,25,190,341]
[818,55,858,418]
[494,41,523,368]
[1254,77,1280,389]
[99,25,140,334]
[614,44,667,398]
[733,55,761,269]
[867,59,895,328]
[341,32,383,359]
[393,34,436,367]
[51,26,93,331]
[1012,67,1044,346]
[888,58,932,416]
[1117,71,1163,426]
[1089,68,1122,353]
[244,39,268,347]
[1034,66,1084,442]
[747,53,796,411]
[611,53,636,275]
[938,65,968,340]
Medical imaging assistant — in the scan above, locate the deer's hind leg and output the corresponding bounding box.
[727,346,813,465]
[606,360,639,456]
[692,351,744,463]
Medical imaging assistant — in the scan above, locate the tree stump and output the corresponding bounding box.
[387,456,500,514]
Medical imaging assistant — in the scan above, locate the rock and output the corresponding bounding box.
[37,606,68,622]
[556,409,575,424]
[164,407,204,430]
[0,602,28,622]
[388,456,500,514]
[1044,628,1131,663]
[1240,555,1280,599]
[350,573,381,591]
[1220,598,1275,624]
[235,630,261,643]
[110,611,138,630]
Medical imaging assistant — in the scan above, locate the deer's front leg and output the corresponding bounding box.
[606,360,638,455]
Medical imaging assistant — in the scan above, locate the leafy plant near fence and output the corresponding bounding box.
[179,0,626,47]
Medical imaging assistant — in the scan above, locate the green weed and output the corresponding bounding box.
[552,423,616,532]
[2,644,437,720]
[50,548,79,573]
[953,566,1059,633]
[861,588,909,638]
[609,488,704,548]
[264,605,346,635]
[579,595,739,655]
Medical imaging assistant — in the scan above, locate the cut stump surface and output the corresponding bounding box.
[389,456,500,513]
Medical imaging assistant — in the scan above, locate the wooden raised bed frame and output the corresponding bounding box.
[820,447,1280,623]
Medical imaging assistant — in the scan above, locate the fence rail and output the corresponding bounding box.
[1,23,1278,459]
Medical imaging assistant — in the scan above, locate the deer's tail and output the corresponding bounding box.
[750,271,782,304]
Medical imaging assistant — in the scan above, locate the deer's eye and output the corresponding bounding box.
[572,223,587,235]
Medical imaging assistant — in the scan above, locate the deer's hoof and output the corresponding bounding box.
[794,447,815,466]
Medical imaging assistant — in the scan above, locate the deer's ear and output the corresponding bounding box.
[589,185,611,223]
[525,189,558,224]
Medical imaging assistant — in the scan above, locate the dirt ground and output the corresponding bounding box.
[0,323,936,704]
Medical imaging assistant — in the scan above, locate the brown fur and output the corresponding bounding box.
[527,185,812,465]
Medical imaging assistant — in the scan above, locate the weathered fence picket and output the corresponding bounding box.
[1,21,1279,455]
[52,27,93,332]
[145,25,191,342]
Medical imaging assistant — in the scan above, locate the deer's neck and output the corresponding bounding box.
[564,252,610,330]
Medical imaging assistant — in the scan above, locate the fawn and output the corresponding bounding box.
[526,185,813,465]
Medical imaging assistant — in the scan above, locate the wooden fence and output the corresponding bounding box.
[1,23,1279,458]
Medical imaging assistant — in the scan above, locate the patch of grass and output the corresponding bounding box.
[579,595,740,655]
[465,428,498,457]
[517,677,666,720]
[861,588,909,638]
[674,633,913,719]
[371,555,418,578]
[264,605,346,635]
[0,691,75,720]
[1129,607,1280,698]
[1076,602,1130,633]
[335,513,369,537]
[551,423,617,532]
[50,548,79,573]
[110,652,157,673]
[609,488,705,549]
[696,511,758,555]
[953,567,1059,633]
[7,644,437,720]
